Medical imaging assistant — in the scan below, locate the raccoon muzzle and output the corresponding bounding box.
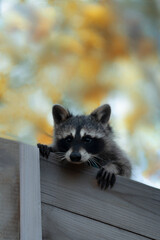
[70,151,81,162]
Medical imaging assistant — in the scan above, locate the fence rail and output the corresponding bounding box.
[40,154,160,240]
[0,138,160,240]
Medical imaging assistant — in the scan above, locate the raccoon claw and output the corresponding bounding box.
[96,167,116,190]
[37,143,52,159]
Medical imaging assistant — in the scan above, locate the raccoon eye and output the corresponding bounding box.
[83,135,92,143]
[65,136,73,143]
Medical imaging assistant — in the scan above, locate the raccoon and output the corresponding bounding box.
[38,104,132,189]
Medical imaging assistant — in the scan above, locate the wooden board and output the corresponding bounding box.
[42,203,149,240]
[0,138,20,240]
[40,154,160,240]
[20,143,42,240]
[0,138,42,240]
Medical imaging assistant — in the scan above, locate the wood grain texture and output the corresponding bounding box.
[0,138,42,240]
[0,138,20,240]
[42,203,149,240]
[20,143,42,240]
[40,154,160,240]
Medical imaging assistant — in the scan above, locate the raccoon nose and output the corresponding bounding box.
[70,152,81,162]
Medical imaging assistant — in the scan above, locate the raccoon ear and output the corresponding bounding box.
[52,104,71,124]
[91,104,111,124]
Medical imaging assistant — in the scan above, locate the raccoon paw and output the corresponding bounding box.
[96,167,116,190]
[37,143,52,159]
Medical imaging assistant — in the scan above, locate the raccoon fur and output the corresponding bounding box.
[38,104,132,189]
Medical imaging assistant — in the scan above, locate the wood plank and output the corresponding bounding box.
[40,154,160,240]
[0,138,42,240]
[42,203,149,240]
[20,143,42,240]
[0,138,20,240]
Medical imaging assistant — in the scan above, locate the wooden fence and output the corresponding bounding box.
[41,154,160,240]
[0,138,160,240]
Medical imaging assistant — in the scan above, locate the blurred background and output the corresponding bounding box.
[0,0,160,188]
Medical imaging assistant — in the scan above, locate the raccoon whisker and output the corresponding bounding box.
[53,151,65,153]
[90,158,99,168]
[52,156,62,161]
[93,155,103,161]
[54,152,65,156]
[56,156,66,162]
[53,152,66,158]
[59,158,65,162]
[88,158,97,168]
[53,153,64,156]
[52,153,66,162]
[54,155,63,159]
[58,155,66,160]
[87,159,91,166]
[89,159,95,167]
[93,155,105,165]
[92,157,101,168]
[90,158,101,168]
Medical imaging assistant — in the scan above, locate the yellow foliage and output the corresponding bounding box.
[4,11,30,30]
[78,29,105,50]
[59,35,83,55]
[0,75,8,99]
[109,36,128,58]
[64,1,79,16]
[34,115,53,144]
[83,4,113,28]
[37,132,52,145]
[82,85,110,113]
[78,56,101,80]
[124,100,148,134]
[32,8,56,41]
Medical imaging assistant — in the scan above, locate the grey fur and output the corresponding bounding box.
[52,104,132,181]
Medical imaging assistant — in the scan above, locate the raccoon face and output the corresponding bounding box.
[52,104,111,164]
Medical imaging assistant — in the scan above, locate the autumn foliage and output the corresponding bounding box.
[0,0,159,187]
